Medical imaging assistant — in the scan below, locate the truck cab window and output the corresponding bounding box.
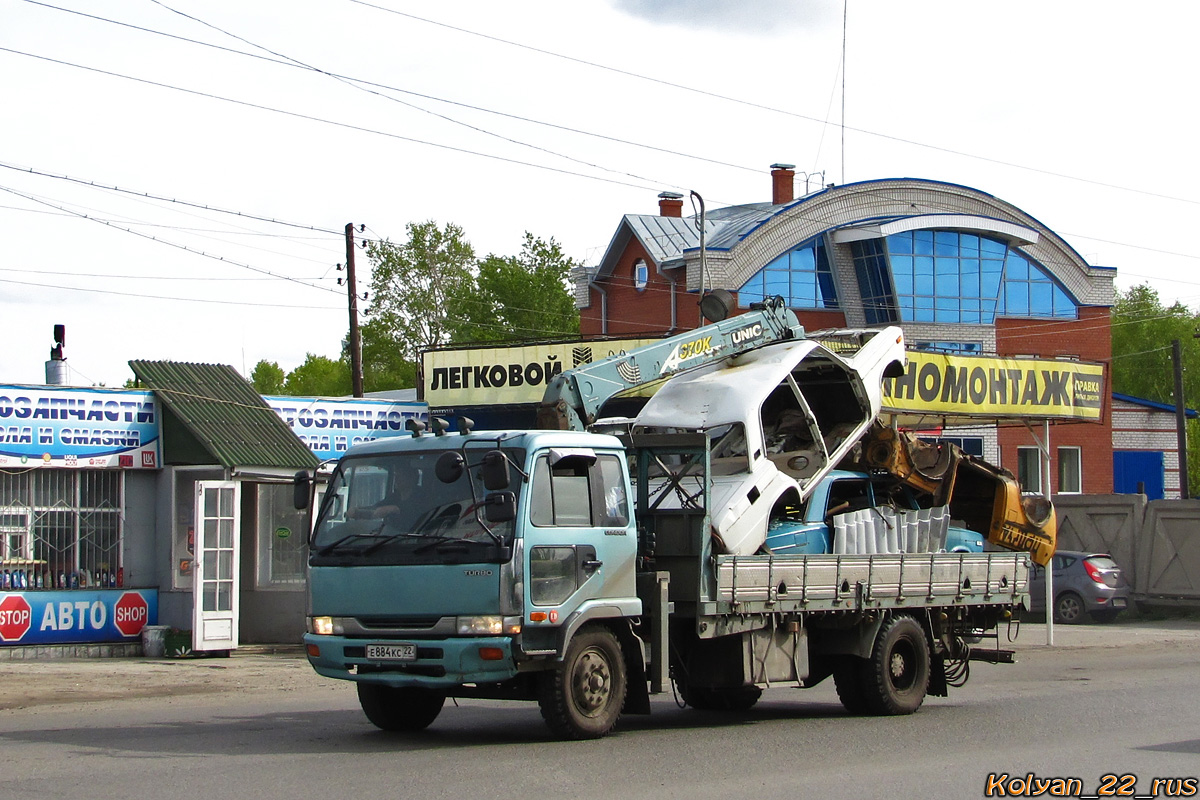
[531,453,628,528]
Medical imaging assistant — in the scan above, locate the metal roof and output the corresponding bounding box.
[593,205,780,281]
[594,214,712,278]
[699,203,777,250]
[129,360,319,470]
[1113,392,1199,417]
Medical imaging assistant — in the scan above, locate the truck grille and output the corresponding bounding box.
[355,616,442,629]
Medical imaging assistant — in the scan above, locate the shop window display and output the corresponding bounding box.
[0,469,121,589]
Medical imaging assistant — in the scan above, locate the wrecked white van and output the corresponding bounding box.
[632,327,907,555]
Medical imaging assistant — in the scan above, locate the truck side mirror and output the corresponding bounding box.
[293,470,312,510]
[435,451,465,483]
[481,450,511,490]
[483,491,517,523]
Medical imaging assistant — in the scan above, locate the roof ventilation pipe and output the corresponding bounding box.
[771,163,796,204]
[658,191,684,217]
[45,324,67,385]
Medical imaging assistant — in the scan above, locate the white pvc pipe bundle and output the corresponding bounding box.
[832,506,951,555]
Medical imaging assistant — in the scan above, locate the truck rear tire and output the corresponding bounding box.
[356,683,446,732]
[539,626,626,740]
[833,663,869,715]
[860,615,929,715]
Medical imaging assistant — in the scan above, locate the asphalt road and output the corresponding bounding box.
[1,621,1198,800]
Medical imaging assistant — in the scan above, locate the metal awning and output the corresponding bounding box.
[129,360,318,470]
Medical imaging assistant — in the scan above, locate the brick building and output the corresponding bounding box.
[1111,393,1197,499]
[574,169,1117,494]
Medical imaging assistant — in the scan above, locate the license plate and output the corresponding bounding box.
[365,643,417,661]
[1111,598,1127,609]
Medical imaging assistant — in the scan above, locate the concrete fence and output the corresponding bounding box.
[1053,495,1200,609]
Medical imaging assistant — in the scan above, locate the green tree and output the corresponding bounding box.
[282,353,352,397]
[361,221,477,389]
[1111,284,1197,403]
[250,360,286,394]
[360,318,418,392]
[1110,283,1200,496]
[456,232,581,343]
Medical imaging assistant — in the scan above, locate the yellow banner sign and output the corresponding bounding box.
[882,352,1104,421]
[423,338,663,406]
[425,340,1104,422]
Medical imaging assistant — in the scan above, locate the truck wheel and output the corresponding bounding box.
[833,663,869,715]
[1054,592,1085,625]
[861,615,929,715]
[356,683,446,732]
[539,626,626,739]
[680,685,762,711]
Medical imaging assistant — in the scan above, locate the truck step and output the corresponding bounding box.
[968,648,1016,664]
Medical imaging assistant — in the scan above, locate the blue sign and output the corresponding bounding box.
[0,386,160,469]
[265,396,427,462]
[0,589,158,645]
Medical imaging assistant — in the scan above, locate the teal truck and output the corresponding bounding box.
[297,297,1035,739]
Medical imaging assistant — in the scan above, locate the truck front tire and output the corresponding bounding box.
[357,683,446,732]
[539,626,627,739]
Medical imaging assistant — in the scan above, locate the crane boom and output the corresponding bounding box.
[536,297,804,430]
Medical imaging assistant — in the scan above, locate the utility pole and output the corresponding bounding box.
[1172,338,1188,498]
[345,223,364,398]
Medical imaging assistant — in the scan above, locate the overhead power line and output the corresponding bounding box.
[148,0,674,188]
[349,0,1200,209]
[0,160,341,236]
[0,47,661,194]
[0,276,341,309]
[22,0,760,177]
[0,183,340,294]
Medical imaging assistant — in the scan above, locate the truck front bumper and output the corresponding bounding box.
[304,633,520,687]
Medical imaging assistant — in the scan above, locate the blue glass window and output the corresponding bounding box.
[738,238,839,309]
[883,231,1077,323]
[914,341,982,354]
[851,238,898,324]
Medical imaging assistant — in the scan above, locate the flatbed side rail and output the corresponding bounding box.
[713,551,1029,613]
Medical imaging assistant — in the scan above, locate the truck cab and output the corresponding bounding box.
[303,427,642,734]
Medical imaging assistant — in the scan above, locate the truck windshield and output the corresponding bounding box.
[310,448,523,566]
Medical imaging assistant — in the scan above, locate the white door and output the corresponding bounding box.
[192,481,240,652]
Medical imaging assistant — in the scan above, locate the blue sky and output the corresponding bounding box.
[3,0,1197,386]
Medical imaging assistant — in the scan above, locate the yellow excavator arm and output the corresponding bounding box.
[854,422,1056,566]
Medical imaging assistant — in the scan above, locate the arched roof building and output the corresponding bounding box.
[575,170,1117,495]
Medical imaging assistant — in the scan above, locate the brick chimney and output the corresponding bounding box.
[658,191,684,217]
[771,163,795,205]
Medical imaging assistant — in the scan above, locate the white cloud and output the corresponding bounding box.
[608,0,841,33]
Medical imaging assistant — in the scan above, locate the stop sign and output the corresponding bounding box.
[0,594,32,642]
[113,592,149,637]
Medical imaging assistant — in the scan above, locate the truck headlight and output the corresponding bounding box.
[309,616,334,636]
[456,615,521,635]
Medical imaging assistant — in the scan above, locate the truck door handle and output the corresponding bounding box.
[582,559,603,571]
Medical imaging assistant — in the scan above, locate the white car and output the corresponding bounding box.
[633,327,907,555]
